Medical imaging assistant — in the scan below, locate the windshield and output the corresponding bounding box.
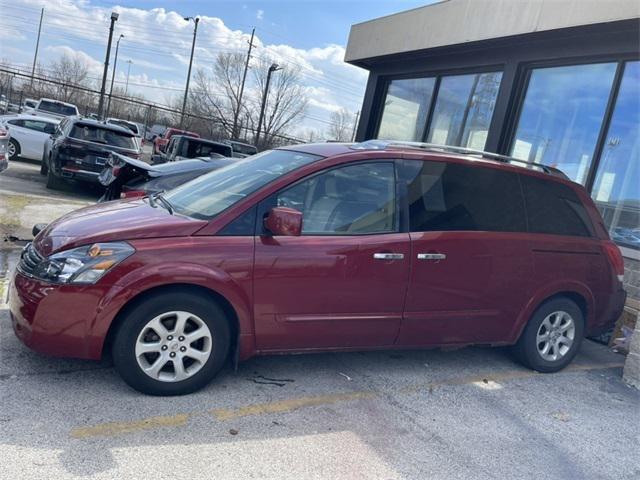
[165,149,321,220]
[39,101,77,116]
[70,124,137,149]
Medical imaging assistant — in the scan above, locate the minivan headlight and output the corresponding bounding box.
[34,242,135,284]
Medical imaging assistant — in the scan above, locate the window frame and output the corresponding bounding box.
[373,65,505,146]
[256,160,404,237]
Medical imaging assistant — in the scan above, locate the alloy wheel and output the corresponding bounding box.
[536,310,576,362]
[135,311,213,382]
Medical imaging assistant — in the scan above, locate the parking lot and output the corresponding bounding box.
[1,159,639,480]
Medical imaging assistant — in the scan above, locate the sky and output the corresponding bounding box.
[0,0,431,137]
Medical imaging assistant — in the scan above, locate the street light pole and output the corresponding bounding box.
[97,11,119,120]
[232,27,255,139]
[106,33,124,118]
[125,60,132,95]
[30,7,44,88]
[255,63,281,148]
[180,16,199,129]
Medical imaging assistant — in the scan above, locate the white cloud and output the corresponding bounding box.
[4,0,368,136]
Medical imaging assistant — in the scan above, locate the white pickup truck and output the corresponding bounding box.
[25,98,79,119]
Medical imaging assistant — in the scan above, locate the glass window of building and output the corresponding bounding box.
[426,72,502,150]
[511,63,617,184]
[592,61,640,251]
[377,77,435,141]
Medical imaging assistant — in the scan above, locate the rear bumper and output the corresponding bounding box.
[588,287,627,337]
[61,166,101,182]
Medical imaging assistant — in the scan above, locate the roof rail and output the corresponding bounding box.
[351,140,569,179]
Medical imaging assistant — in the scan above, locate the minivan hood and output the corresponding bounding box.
[34,199,208,256]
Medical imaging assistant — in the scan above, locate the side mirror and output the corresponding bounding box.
[264,207,303,236]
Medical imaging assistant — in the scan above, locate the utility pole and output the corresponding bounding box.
[180,16,199,129]
[30,8,44,88]
[106,33,124,118]
[351,110,360,142]
[232,27,255,139]
[124,59,132,95]
[97,12,119,120]
[255,63,281,147]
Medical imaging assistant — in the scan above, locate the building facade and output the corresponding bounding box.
[346,0,640,311]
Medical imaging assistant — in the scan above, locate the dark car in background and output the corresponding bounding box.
[99,152,235,201]
[152,135,233,164]
[42,117,142,189]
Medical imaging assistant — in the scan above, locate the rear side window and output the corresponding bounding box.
[70,124,136,149]
[39,101,77,116]
[520,175,594,237]
[403,160,526,233]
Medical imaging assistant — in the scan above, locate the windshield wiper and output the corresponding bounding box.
[154,192,174,215]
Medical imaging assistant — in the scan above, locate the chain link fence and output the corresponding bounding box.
[0,66,304,149]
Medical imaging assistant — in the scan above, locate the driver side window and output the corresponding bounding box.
[276,162,397,235]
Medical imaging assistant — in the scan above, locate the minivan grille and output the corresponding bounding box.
[19,243,44,276]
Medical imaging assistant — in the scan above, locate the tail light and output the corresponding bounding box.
[603,240,625,282]
[121,189,146,199]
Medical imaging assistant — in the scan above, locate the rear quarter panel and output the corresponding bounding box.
[512,234,610,339]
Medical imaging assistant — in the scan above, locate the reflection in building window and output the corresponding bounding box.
[426,72,502,150]
[377,77,435,141]
[511,63,617,184]
[592,61,640,250]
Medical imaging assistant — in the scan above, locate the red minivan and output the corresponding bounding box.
[9,141,626,395]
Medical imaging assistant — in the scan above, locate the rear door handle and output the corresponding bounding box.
[417,253,446,261]
[373,253,405,260]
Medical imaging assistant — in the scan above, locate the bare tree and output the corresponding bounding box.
[327,108,353,142]
[48,54,90,103]
[250,56,308,149]
[191,53,308,148]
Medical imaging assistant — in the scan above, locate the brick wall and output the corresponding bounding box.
[623,256,640,303]
[622,255,640,389]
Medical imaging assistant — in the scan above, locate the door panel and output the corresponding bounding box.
[254,233,410,349]
[252,160,409,351]
[398,231,533,345]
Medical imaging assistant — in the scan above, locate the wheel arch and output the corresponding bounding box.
[512,284,593,342]
[101,283,241,363]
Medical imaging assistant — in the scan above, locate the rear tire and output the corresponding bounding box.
[45,166,64,190]
[112,290,230,395]
[8,139,19,160]
[40,152,48,175]
[512,297,584,373]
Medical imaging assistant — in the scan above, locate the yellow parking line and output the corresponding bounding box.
[70,413,190,439]
[69,362,624,439]
[212,391,375,421]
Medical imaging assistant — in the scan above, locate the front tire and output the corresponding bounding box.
[513,297,584,373]
[112,291,231,395]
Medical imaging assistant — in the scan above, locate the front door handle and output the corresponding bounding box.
[417,253,446,261]
[373,253,404,260]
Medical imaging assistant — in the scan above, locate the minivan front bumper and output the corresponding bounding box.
[9,269,110,359]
